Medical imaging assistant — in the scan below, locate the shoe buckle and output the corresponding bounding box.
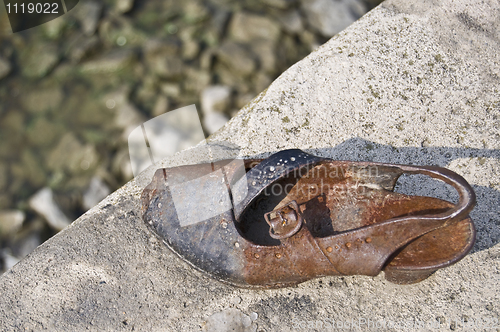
[264,200,303,239]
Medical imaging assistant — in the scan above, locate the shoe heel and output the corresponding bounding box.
[384,268,437,284]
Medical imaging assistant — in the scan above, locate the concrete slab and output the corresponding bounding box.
[1,0,499,331]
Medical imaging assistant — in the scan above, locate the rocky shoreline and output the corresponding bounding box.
[0,0,380,273]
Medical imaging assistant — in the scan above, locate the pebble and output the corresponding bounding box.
[83,177,111,210]
[301,0,365,37]
[21,44,59,78]
[203,113,230,134]
[29,188,71,231]
[0,250,19,272]
[0,210,25,237]
[0,57,11,80]
[260,0,297,9]
[231,296,242,305]
[70,36,100,63]
[80,49,137,74]
[201,85,232,115]
[115,0,134,14]
[217,41,257,76]
[204,308,256,332]
[277,10,304,34]
[229,12,281,42]
[76,1,103,36]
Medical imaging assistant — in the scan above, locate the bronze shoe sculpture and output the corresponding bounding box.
[141,149,476,288]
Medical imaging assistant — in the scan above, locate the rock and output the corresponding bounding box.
[144,40,184,78]
[151,56,184,79]
[104,86,131,110]
[203,112,229,134]
[229,12,281,43]
[80,48,136,74]
[47,133,99,175]
[152,95,169,116]
[134,76,159,110]
[128,105,207,176]
[103,86,144,134]
[213,65,252,95]
[160,83,181,98]
[211,9,231,38]
[200,48,216,70]
[115,0,134,14]
[112,149,134,181]
[75,0,103,36]
[143,39,182,78]
[26,117,61,147]
[201,85,232,115]
[236,93,257,109]
[29,188,71,231]
[0,250,19,273]
[0,164,7,192]
[184,68,211,93]
[98,16,148,48]
[182,40,200,60]
[0,211,25,238]
[11,231,41,259]
[115,101,146,139]
[0,195,11,211]
[252,41,277,73]
[21,44,59,78]
[183,1,210,23]
[253,71,273,93]
[83,177,111,210]
[277,10,304,34]
[203,308,257,332]
[43,16,67,39]
[21,149,47,187]
[216,41,256,76]
[0,57,11,80]
[259,0,297,8]
[10,218,45,258]
[69,35,100,63]
[301,0,366,37]
[299,29,320,51]
[144,38,181,58]
[23,86,64,114]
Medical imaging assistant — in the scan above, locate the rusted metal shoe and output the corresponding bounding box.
[141,149,476,288]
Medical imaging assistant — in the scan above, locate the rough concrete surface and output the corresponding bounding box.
[1,0,500,331]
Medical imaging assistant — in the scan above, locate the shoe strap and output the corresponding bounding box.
[232,149,323,222]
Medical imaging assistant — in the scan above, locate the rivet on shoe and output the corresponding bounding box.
[326,246,333,253]
[234,242,240,248]
[345,242,352,248]
[365,237,372,243]
[275,253,282,259]
[291,157,296,161]
[254,253,260,259]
